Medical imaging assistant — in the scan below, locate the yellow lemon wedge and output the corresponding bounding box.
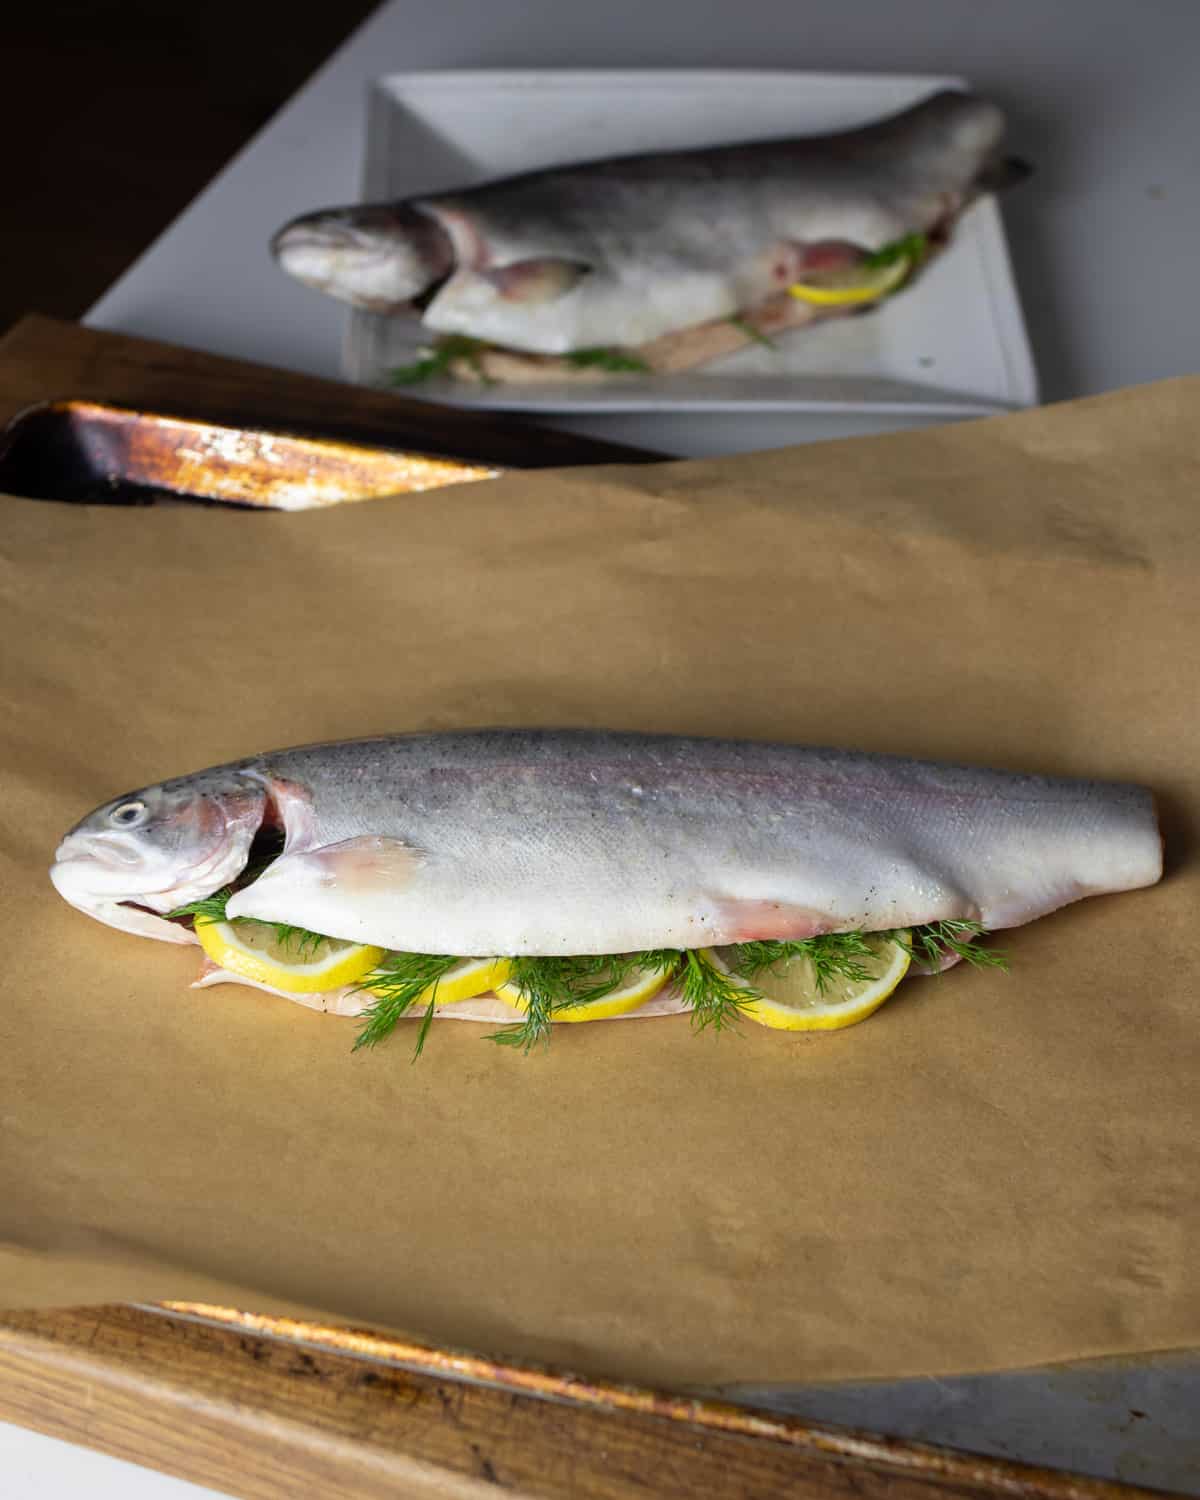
[194,917,385,995]
[703,932,911,1031]
[412,956,515,1009]
[494,961,672,1023]
[788,254,912,307]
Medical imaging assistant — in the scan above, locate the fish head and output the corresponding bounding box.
[50,769,267,943]
[270,202,453,311]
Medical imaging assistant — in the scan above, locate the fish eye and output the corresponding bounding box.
[109,800,147,828]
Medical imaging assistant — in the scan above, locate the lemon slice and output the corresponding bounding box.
[494,961,671,1023]
[704,932,911,1031]
[413,957,515,1009]
[788,254,912,307]
[194,917,385,995]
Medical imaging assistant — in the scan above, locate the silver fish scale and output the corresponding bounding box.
[216,730,1162,956]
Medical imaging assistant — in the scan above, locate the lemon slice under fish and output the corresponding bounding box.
[194,917,386,995]
[788,254,912,307]
[415,956,515,1009]
[703,932,911,1031]
[494,961,671,1023]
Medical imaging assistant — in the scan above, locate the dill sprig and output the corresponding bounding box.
[487,954,631,1052]
[169,888,234,925]
[167,888,332,959]
[634,949,685,986]
[564,346,649,374]
[676,949,758,1033]
[389,334,493,385]
[486,956,583,1052]
[726,314,777,350]
[900,919,1008,973]
[352,952,462,1057]
[732,932,880,995]
[863,231,928,269]
[164,890,1005,1058]
[269,923,330,960]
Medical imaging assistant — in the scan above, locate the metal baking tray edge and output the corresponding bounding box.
[0,398,500,508]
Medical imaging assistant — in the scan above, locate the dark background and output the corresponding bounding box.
[4,1,379,337]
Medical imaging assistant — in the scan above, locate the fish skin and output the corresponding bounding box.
[51,730,1161,957]
[271,90,1027,354]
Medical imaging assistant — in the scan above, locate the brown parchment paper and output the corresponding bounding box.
[2,380,1199,1389]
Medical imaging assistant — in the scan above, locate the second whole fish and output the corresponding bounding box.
[270,90,1029,362]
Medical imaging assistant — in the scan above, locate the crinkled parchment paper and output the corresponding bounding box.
[2,379,1197,1386]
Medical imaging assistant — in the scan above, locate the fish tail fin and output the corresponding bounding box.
[974,154,1035,194]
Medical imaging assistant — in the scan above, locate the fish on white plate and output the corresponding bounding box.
[270,90,1030,381]
[51,729,1160,955]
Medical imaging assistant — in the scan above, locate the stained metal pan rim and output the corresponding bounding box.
[0,397,502,509]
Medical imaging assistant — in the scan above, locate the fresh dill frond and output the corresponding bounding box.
[900,920,1008,973]
[389,334,492,385]
[388,350,446,386]
[544,955,631,1013]
[726,315,777,350]
[160,899,1004,1064]
[863,232,928,269]
[564,346,650,374]
[352,952,462,1055]
[632,949,684,982]
[485,951,683,1050]
[168,888,232,925]
[412,995,438,1061]
[676,949,758,1033]
[268,922,330,960]
[732,932,879,995]
[167,888,329,957]
[485,954,627,1051]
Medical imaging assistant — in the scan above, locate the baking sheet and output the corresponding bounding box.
[1,378,1197,1388]
[344,69,1037,414]
[0,400,499,508]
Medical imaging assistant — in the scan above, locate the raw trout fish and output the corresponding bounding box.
[52,730,1160,965]
[271,90,1029,379]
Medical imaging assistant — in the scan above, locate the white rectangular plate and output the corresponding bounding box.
[343,69,1037,415]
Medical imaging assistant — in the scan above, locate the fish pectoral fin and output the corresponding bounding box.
[480,257,592,304]
[226,835,427,921]
[297,835,428,888]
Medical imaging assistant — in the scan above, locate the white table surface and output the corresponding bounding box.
[1,1420,218,1499]
[12,2,1198,1495]
[85,0,1199,458]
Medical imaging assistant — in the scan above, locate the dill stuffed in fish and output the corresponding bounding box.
[50,731,1161,1056]
[270,90,1029,383]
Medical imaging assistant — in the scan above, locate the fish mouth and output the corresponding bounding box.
[54,830,152,873]
[50,788,274,945]
[272,203,454,309]
[52,822,238,902]
[50,857,198,945]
